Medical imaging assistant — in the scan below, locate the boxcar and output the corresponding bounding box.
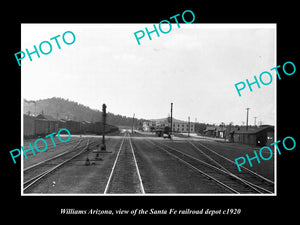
[65,120,81,134]
[93,122,119,135]
[24,114,35,138]
[35,119,48,137]
[24,114,59,138]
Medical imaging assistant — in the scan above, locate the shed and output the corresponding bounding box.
[204,126,216,137]
[233,125,274,146]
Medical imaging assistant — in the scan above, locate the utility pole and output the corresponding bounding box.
[170,103,173,135]
[254,116,257,127]
[246,108,250,131]
[101,104,107,150]
[188,116,190,137]
[132,113,135,134]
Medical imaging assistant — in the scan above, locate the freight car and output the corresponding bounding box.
[24,114,59,138]
[24,114,35,138]
[24,114,119,139]
[63,120,82,134]
[92,122,119,135]
[35,114,59,136]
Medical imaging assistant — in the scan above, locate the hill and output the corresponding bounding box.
[23,97,143,127]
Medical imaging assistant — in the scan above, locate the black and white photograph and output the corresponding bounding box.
[4,3,298,221]
[21,24,276,195]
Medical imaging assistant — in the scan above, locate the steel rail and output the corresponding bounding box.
[103,133,127,194]
[186,141,272,194]
[135,132,273,194]
[158,140,272,194]
[23,139,90,192]
[128,133,145,194]
[24,139,83,172]
[146,139,240,194]
[191,141,274,184]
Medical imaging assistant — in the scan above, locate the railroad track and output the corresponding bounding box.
[24,138,83,172]
[187,141,274,193]
[22,138,79,158]
[143,137,274,194]
[104,132,145,194]
[23,138,95,192]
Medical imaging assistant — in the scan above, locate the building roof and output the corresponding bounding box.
[150,117,190,124]
[204,126,216,131]
[204,126,226,132]
[36,114,58,121]
[234,125,274,134]
[24,114,35,119]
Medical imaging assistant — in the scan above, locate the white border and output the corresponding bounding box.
[21,23,277,196]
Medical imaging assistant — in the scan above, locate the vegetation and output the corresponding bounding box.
[24,97,143,127]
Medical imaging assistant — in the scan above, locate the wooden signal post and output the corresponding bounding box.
[93,103,111,161]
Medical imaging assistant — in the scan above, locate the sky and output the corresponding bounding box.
[21,24,276,125]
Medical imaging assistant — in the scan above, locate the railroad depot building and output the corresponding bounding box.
[143,118,194,133]
[232,125,274,146]
[203,126,227,138]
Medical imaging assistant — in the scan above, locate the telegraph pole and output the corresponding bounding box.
[170,103,173,135]
[188,116,190,137]
[246,108,250,131]
[132,113,135,134]
[101,104,107,150]
[254,116,257,127]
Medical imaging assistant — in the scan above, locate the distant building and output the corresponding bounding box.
[142,121,156,132]
[204,126,216,137]
[143,118,195,133]
[172,121,194,133]
[232,125,274,146]
[203,126,229,138]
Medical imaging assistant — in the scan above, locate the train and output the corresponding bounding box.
[155,126,172,138]
[23,114,119,139]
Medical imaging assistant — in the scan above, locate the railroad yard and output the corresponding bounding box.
[23,130,275,195]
